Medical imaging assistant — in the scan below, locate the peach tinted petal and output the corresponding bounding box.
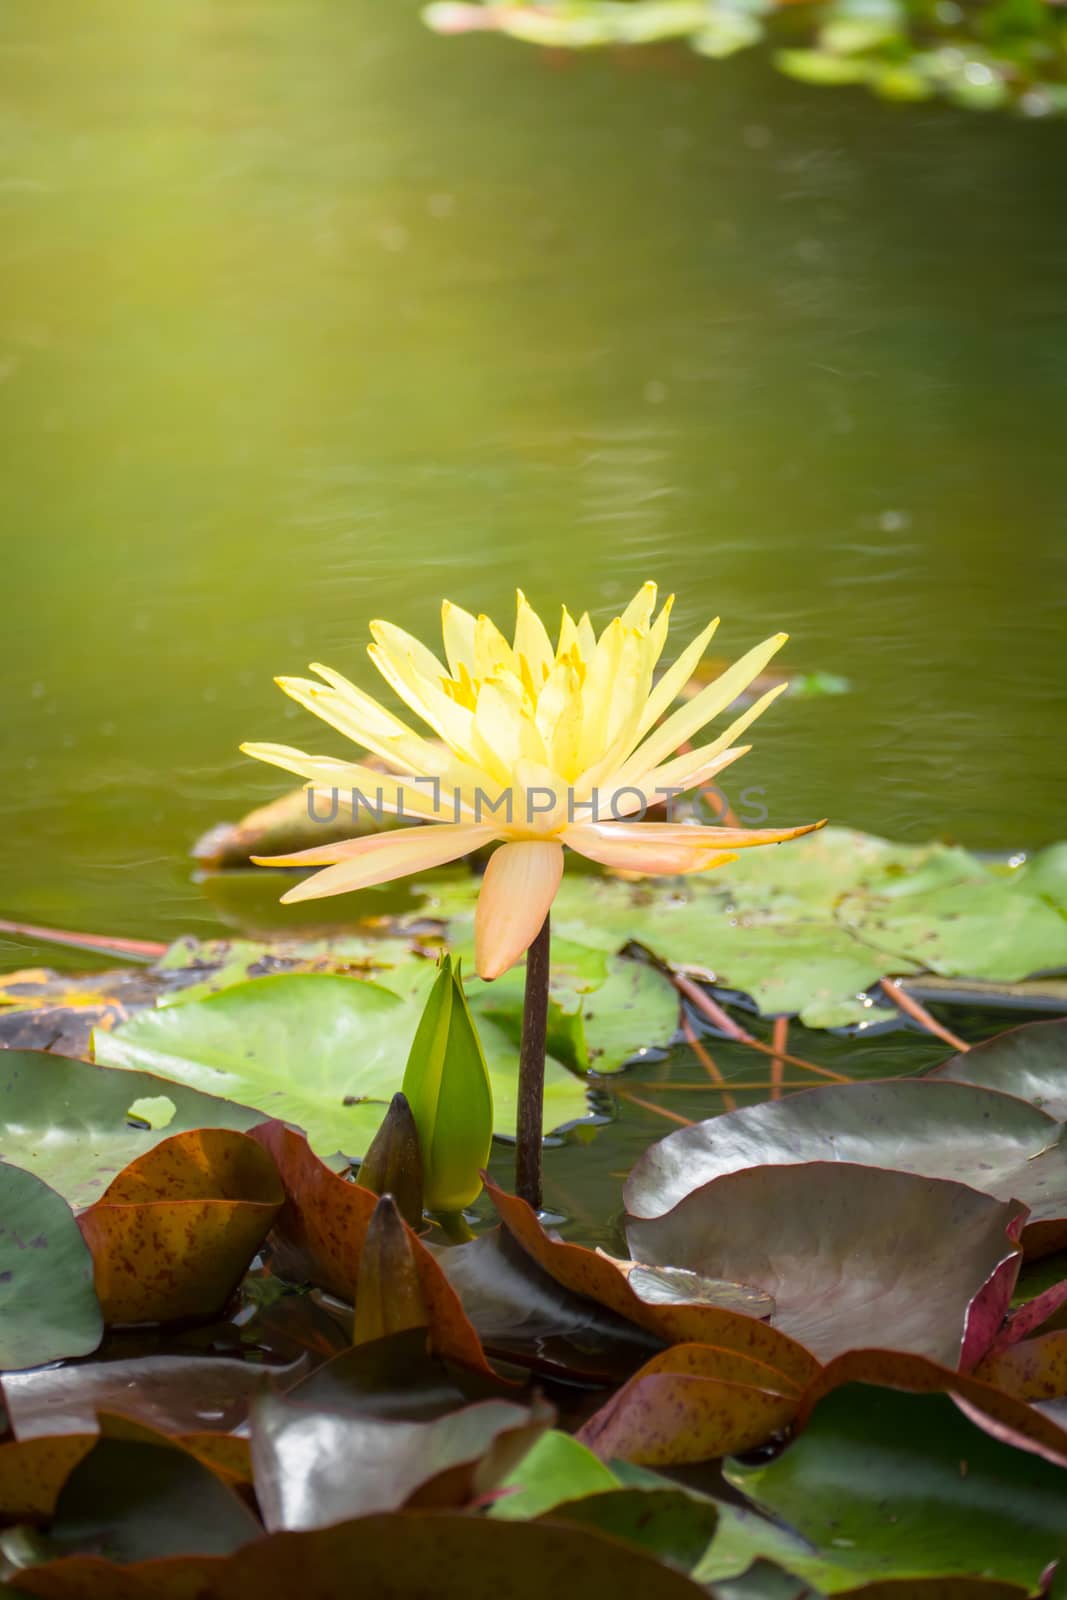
[474,839,564,980]
[274,823,498,903]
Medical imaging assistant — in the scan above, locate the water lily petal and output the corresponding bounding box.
[274,823,498,903]
[474,840,564,980]
[514,590,555,688]
[615,681,789,796]
[620,632,788,778]
[441,600,478,679]
[568,819,825,851]
[636,616,720,739]
[239,743,467,822]
[564,826,739,876]
[275,669,444,776]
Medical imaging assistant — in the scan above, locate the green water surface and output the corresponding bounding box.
[2,0,1065,968]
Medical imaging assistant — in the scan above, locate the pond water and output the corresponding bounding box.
[2,4,1065,1230]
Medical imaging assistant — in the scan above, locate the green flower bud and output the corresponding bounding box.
[401,955,493,1213]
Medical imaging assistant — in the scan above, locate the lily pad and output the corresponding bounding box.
[2,1511,710,1599]
[0,1162,103,1370]
[927,1017,1067,1119]
[625,1079,1067,1256]
[93,972,590,1159]
[76,1129,284,1325]
[626,1164,1025,1365]
[699,1382,1067,1592]
[251,1393,545,1528]
[0,1050,263,1211]
[408,828,1067,1030]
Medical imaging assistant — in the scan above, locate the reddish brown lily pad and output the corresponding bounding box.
[76,1128,283,1324]
[577,1342,801,1465]
[626,1164,1025,1367]
[3,1510,708,1598]
[485,1179,820,1388]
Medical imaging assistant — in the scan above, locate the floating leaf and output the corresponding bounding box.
[627,1164,1025,1366]
[0,1050,262,1211]
[973,1331,1067,1403]
[4,1511,709,1598]
[486,1179,819,1386]
[488,1431,621,1519]
[250,1393,547,1529]
[577,1342,801,1465]
[625,1079,1067,1257]
[47,1418,262,1563]
[94,972,589,1158]
[76,1128,283,1325]
[927,1017,1067,1119]
[0,1163,103,1370]
[702,1382,1067,1593]
[539,1486,719,1573]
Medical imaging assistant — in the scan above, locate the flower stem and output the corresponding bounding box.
[515,912,550,1211]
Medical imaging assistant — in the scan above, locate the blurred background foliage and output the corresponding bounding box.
[426,0,1067,115]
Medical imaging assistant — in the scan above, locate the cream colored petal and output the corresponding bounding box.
[535,658,584,779]
[610,679,788,798]
[472,678,548,772]
[575,617,626,770]
[275,671,444,777]
[567,818,825,852]
[240,742,470,821]
[514,590,555,688]
[275,823,498,903]
[441,601,478,679]
[474,839,564,980]
[473,613,517,681]
[603,745,750,817]
[619,634,788,779]
[635,616,720,739]
[619,580,658,632]
[369,619,450,686]
[647,593,675,671]
[367,641,479,759]
[575,612,597,663]
[564,825,738,877]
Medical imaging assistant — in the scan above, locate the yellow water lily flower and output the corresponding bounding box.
[242,583,822,980]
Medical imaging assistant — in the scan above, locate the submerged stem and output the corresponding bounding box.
[515,912,550,1211]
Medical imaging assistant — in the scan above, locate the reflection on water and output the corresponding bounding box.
[2,0,1066,966]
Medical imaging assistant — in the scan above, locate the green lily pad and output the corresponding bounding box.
[408,828,1067,1031]
[0,1161,103,1369]
[625,1079,1067,1256]
[0,1050,263,1210]
[927,1018,1067,1119]
[626,1163,1024,1365]
[93,973,590,1160]
[698,1383,1067,1591]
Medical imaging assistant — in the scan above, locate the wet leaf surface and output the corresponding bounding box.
[486,1179,821,1387]
[94,971,590,1158]
[707,1382,1067,1592]
[0,1165,102,1370]
[625,1079,1067,1257]
[626,1164,1025,1366]
[927,1017,1067,1119]
[0,1051,262,1211]
[76,1129,283,1325]
[46,1423,262,1563]
[576,1342,801,1465]
[250,1393,546,1528]
[4,1510,709,1598]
